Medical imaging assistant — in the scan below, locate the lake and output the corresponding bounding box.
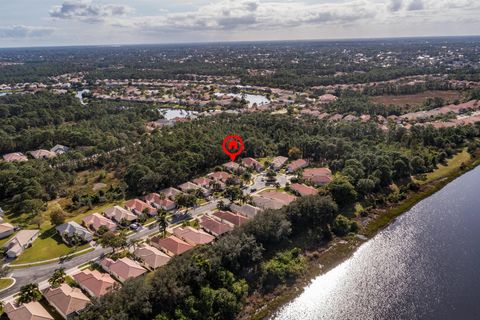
[76,89,90,105]
[273,166,480,320]
[159,108,197,120]
[214,93,269,108]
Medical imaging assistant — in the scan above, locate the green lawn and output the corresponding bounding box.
[414,149,471,184]
[0,278,14,291]
[10,229,90,265]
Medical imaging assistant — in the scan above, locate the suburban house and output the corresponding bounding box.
[0,222,15,239]
[144,193,175,211]
[287,159,308,173]
[207,171,231,183]
[302,167,333,186]
[101,257,147,283]
[199,216,233,237]
[73,269,117,297]
[177,181,201,193]
[212,211,250,227]
[4,229,39,258]
[241,157,264,171]
[56,221,93,244]
[223,161,242,173]
[150,235,193,256]
[124,199,156,216]
[192,177,211,189]
[104,206,136,224]
[50,144,69,155]
[230,203,262,218]
[159,187,182,200]
[172,226,215,246]
[43,283,91,319]
[318,93,338,104]
[82,213,116,233]
[253,191,297,210]
[4,301,54,320]
[133,244,171,270]
[2,152,28,162]
[271,156,288,171]
[290,183,319,197]
[28,149,57,159]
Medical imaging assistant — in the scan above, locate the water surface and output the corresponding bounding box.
[274,166,480,320]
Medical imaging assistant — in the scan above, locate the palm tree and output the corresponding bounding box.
[17,283,42,304]
[48,268,66,288]
[157,210,168,237]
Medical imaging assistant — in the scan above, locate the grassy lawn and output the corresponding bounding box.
[10,228,90,265]
[0,278,14,291]
[414,149,471,185]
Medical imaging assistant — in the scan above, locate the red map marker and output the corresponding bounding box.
[222,134,244,162]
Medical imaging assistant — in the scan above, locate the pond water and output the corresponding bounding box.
[159,108,197,120]
[273,166,480,320]
[215,92,270,107]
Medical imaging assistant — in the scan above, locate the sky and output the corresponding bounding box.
[0,0,479,47]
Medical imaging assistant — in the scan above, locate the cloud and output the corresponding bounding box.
[388,0,403,12]
[50,0,133,23]
[407,0,424,11]
[0,25,54,38]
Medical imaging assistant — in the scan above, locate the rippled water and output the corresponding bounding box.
[274,166,480,320]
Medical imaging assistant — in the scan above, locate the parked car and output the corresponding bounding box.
[130,223,140,231]
[250,188,257,192]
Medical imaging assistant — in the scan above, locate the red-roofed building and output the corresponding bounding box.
[241,158,264,172]
[2,152,28,162]
[172,226,215,245]
[144,193,175,211]
[303,167,333,186]
[207,171,231,183]
[150,235,193,256]
[199,216,233,237]
[290,183,318,197]
[125,199,156,216]
[192,177,211,189]
[287,159,308,173]
[73,269,117,297]
[212,211,250,227]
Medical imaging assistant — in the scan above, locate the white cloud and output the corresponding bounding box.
[50,0,133,23]
[0,25,54,38]
[388,0,403,12]
[407,0,424,11]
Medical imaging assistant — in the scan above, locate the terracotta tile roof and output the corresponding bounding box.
[4,301,53,320]
[43,283,90,317]
[101,257,146,281]
[172,226,215,245]
[230,203,262,218]
[287,159,308,172]
[290,183,318,197]
[223,161,241,172]
[159,187,182,199]
[199,216,233,236]
[82,213,116,232]
[124,199,156,216]
[302,168,333,186]
[192,177,211,188]
[207,171,231,182]
[150,235,193,256]
[271,156,288,169]
[241,157,264,170]
[144,193,175,210]
[177,181,200,192]
[73,269,116,297]
[212,211,250,226]
[104,206,136,223]
[28,149,57,159]
[253,191,297,209]
[134,244,171,269]
[2,152,28,162]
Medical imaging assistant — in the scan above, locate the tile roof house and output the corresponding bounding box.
[212,211,250,227]
[56,222,93,244]
[133,244,171,269]
[230,203,262,218]
[28,149,57,160]
[223,161,242,173]
[290,183,318,197]
[159,187,182,200]
[125,199,156,216]
[101,257,147,283]
[172,226,215,246]
[2,152,28,162]
[199,216,233,237]
[43,283,90,319]
[177,182,201,192]
[241,158,264,171]
[253,191,297,210]
[192,177,211,189]
[4,301,54,320]
[207,171,231,183]
[50,145,69,155]
[271,156,288,171]
[82,213,116,233]
[287,159,308,173]
[302,167,333,186]
[72,269,117,297]
[4,229,39,258]
[150,235,193,256]
[104,206,137,224]
[144,193,176,211]
[0,222,15,239]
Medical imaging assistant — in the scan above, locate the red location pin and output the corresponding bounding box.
[222,134,244,162]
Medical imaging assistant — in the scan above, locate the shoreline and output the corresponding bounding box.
[241,152,480,320]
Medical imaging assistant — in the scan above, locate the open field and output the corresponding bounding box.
[0,278,14,291]
[414,148,471,185]
[370,90,464,106]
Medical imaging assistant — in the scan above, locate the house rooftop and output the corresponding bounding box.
[101,257,147,281]
[212,211,250,226]
[4,301,53,320]
[151,235,193,256]
[134,244,171,269]
[199,216,233,236]
[43,283,90,317]
[73,269,116,297]
[290,183,318,197]
[104,206,136,222]
[172,226,215,245]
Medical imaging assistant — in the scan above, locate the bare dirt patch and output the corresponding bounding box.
[370,90,464,107]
